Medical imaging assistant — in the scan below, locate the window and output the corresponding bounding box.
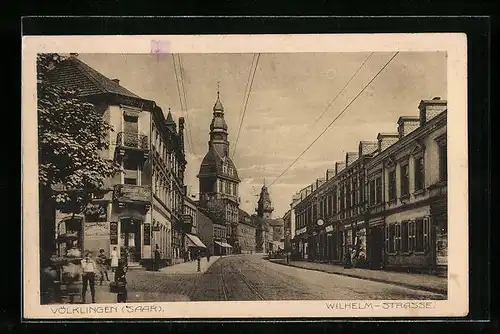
[233,184,237,196]
[345,184,351,209]
[352,178,358,206]
[369,180,375,206]
[332,186,338,214]
[415,219,424,252]
[414,156,425,191]
[439,143,447,181]
[375,177,382,203]
[423,217,430,252]
[388,170,397,201]
[339,185,345,211]
[400,163,410,197]
[312,204,317,222]
[386,224,395,253]
[359,176,365,205]
[408,220,416,252]
[219,180,223,193]
[225,182,230,194]
[123,159,138,185]
[123,115,138,133]
[395,223,401,252]
[401,221,409,252]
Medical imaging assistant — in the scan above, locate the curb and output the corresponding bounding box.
[270,260,447,295]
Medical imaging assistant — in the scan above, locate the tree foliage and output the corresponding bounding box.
[37,53,120,213]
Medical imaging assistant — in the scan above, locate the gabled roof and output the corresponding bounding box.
[198,147,240,182]
[47,56,142,99]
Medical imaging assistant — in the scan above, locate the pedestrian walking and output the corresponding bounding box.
[206,251,210,263]
[112,259,128,303]
[81,251,97,303]
[196,250,201,272]
[110,246,119,277]
[97,248,110,285]
[153,244,161,271]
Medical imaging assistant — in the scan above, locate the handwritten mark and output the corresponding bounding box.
[151,40,170,59]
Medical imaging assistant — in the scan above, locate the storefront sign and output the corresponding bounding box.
[84,222,109,239]
[296,227,307,235]
[143,223,151,246]
[110,222,118,245]
[325,225,334,233]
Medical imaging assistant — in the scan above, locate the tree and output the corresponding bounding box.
[37,53,120,262]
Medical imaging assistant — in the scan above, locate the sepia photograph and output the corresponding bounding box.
[22,34,468,319]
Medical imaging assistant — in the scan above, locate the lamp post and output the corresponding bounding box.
[316,219,324,261]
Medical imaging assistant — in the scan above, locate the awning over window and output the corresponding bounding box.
[185,234,207,248]
[214,241,233,248]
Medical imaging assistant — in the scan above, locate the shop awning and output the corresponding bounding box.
[214,241,233,248]
[185,234,207,248]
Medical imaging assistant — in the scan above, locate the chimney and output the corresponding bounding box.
[316,177,326,188]
[111,79,120,85]
[326,169,335,181]
[335,161,346,174]
[358,141,378,157]
[377,133,399,152]
[346,152,359,167]
[397,116,420,138]
[418,97,447,126]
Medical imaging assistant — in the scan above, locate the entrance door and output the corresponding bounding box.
[120,218,142,263]
[369,226,384,269]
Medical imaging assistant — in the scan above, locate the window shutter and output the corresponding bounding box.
[409,220,414,252]
[423,216,430,252]
[385,224,389,254]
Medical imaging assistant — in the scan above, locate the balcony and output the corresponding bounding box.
[113,184,151,208]
[115,132,149,160]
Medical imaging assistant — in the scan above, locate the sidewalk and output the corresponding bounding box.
[159,256,219,275]
[269,259,447,295]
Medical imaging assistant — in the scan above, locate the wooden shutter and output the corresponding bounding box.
[423,216,430,252]
[385,224,389,254]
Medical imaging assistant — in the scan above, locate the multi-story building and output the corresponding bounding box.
[183,196,207,259]
[49,54,191,270]
[197,89,240,254]
[283,210,292,253]
[197,207,214,256]
[151,107,187,266]
[49,55,156,268]
[365,98,447,274]
[236,209,257,254]
[291,97,448,275]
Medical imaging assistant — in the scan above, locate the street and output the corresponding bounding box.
[122,254,445,302]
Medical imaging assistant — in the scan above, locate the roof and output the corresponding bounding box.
[213,92,224,112]
[198,147,240,182]
[47,56,142,99]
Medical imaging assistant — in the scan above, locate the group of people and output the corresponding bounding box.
[80,246,127,303]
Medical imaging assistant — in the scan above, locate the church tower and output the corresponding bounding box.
[197,85,241,251]
[256,182,274,219]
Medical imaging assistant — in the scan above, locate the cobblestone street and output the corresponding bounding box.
[77,254,446,304]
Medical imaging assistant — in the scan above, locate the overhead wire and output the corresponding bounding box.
[232,53,261,160]
[269,52,399,187]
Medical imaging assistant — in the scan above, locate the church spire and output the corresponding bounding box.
[213,81,224,112]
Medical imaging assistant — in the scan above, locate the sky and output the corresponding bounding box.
[78,52,447,218]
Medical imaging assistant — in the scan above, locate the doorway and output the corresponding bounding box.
[120,218,142,263]
[369,226,384,269]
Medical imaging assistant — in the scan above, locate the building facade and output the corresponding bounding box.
[283,210,292,253]
[197,89,239,255]
[291,97,448,275]
[236,209,257,254]
[49,55,191,270]
[49,55,157,267]
[151,107,188,266]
